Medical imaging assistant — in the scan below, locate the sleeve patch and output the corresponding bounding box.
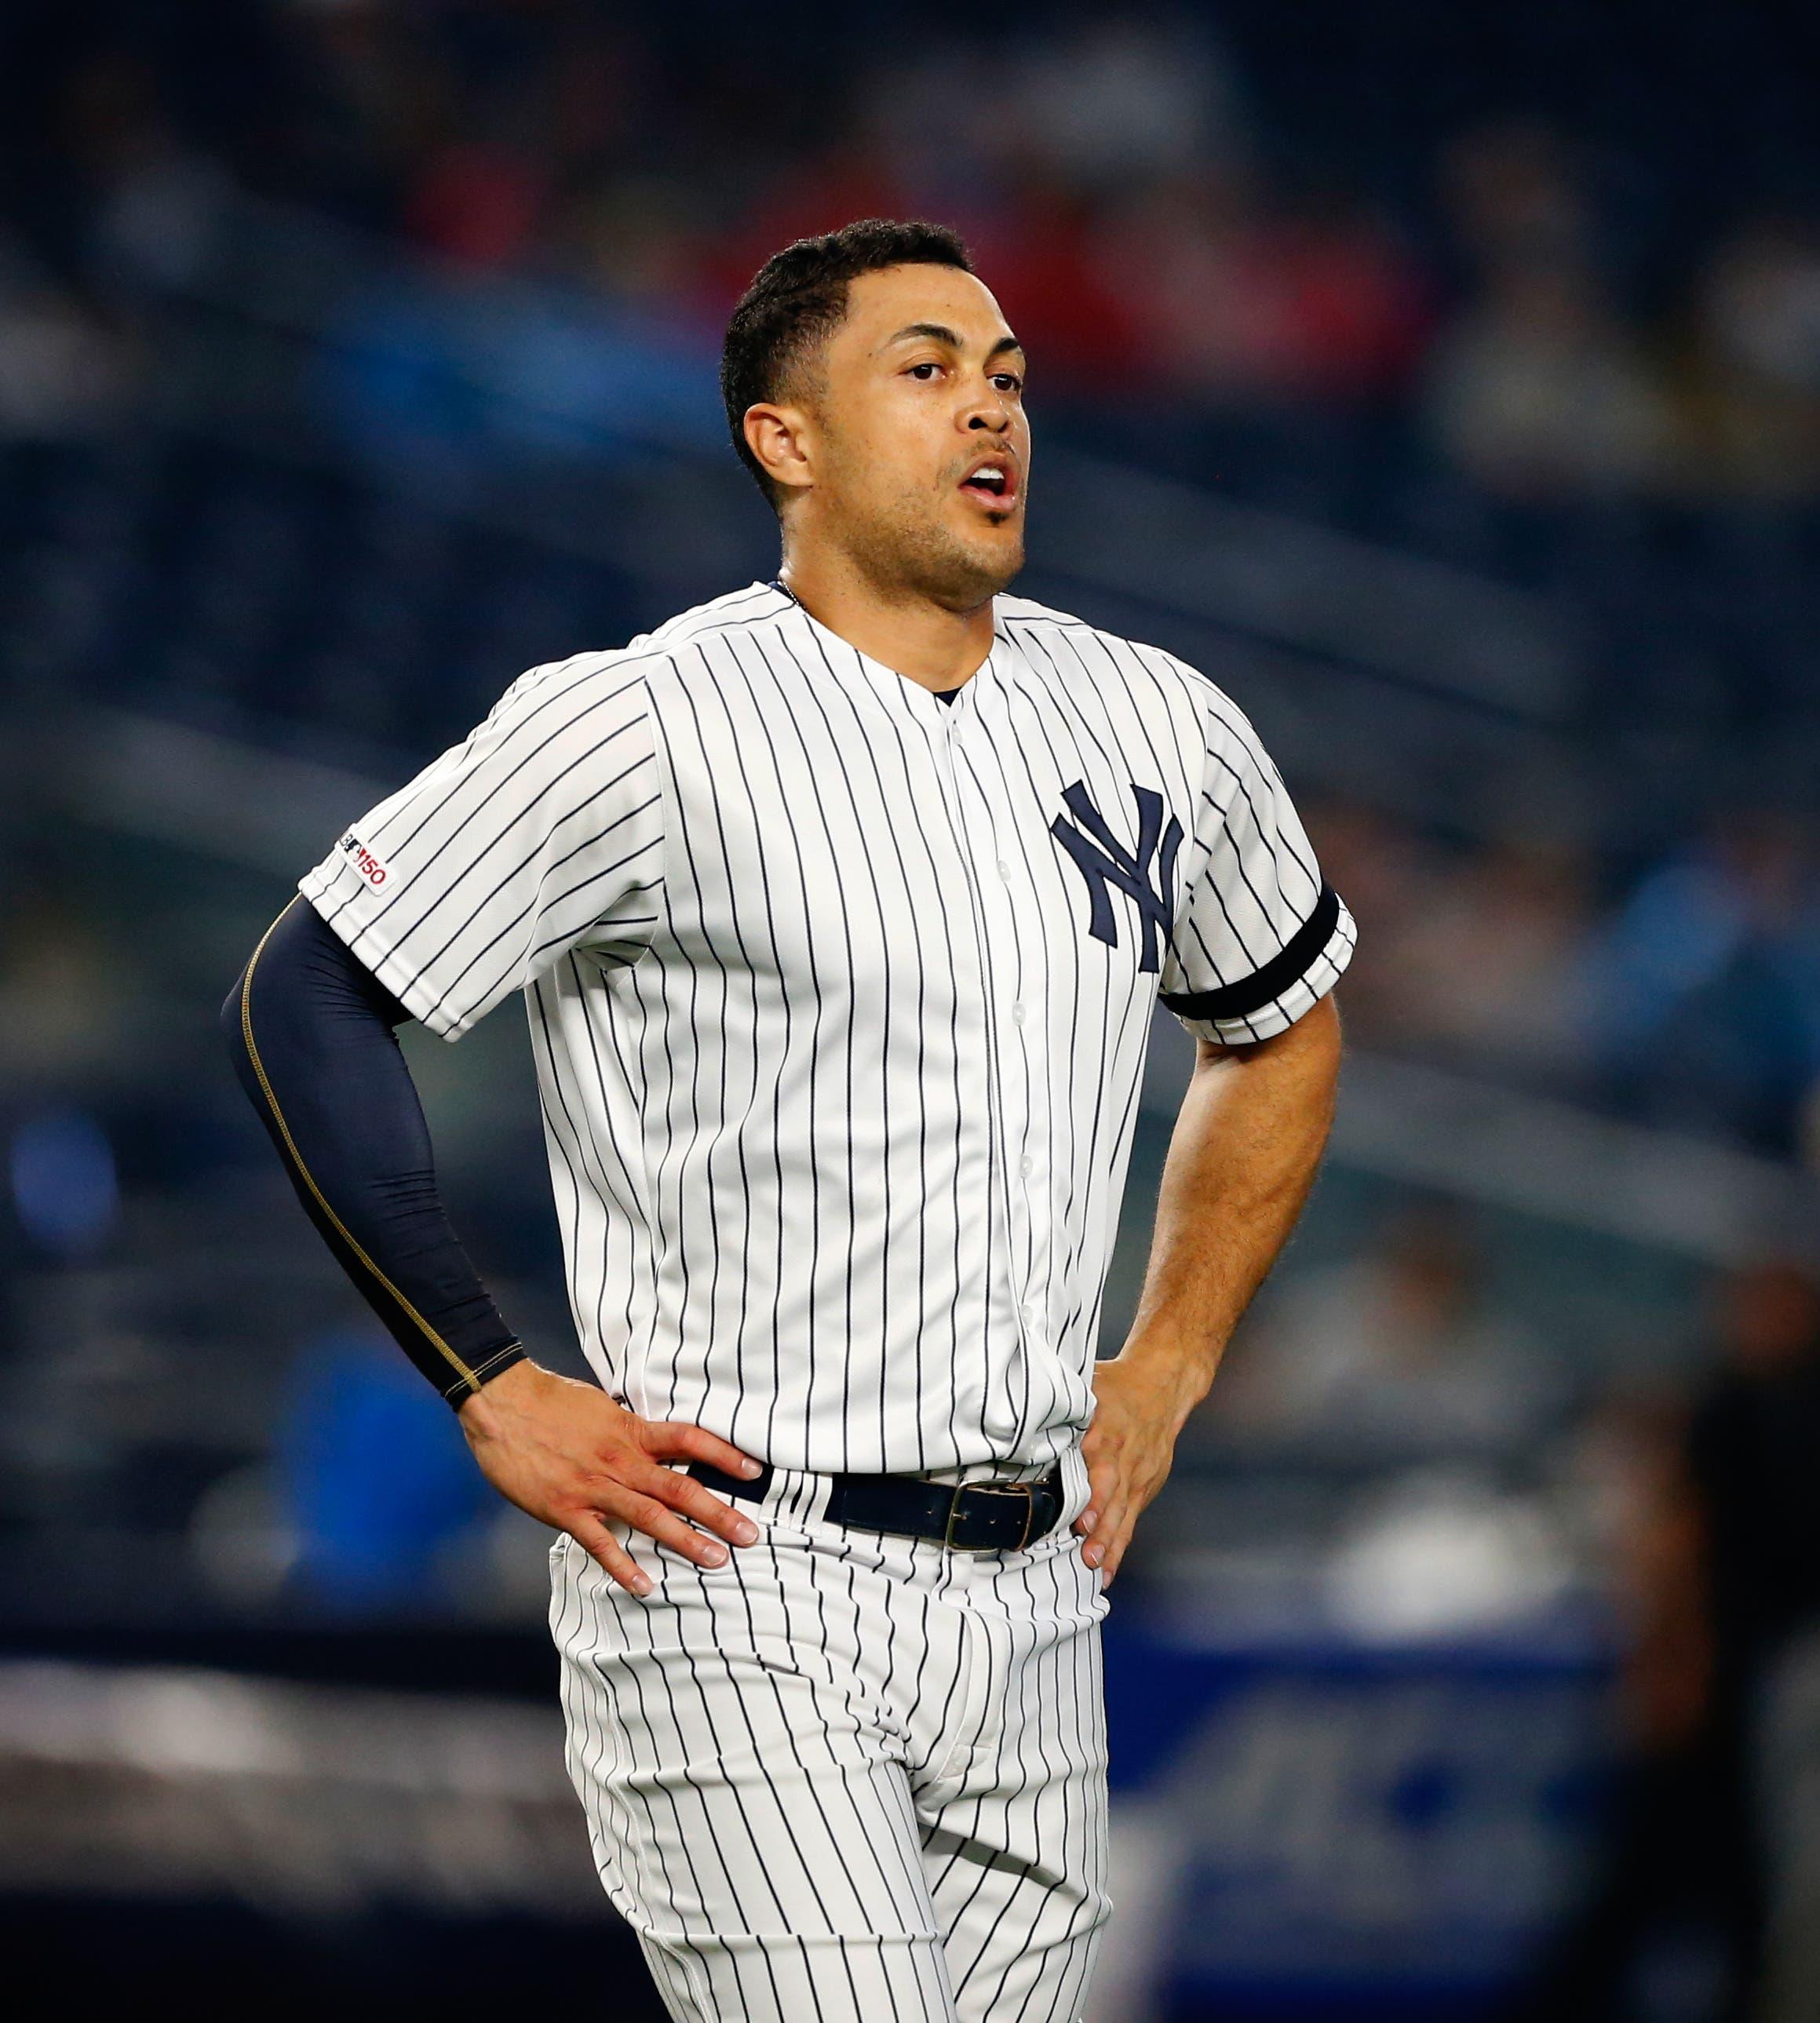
[337,830,396,891]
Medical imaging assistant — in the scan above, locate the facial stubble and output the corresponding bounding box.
[821,424,1025,614]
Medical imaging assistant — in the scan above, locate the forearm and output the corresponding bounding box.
[221,897,525,1406]
[1118,993,1343,1420]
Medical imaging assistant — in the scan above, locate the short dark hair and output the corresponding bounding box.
[720,217,975,508]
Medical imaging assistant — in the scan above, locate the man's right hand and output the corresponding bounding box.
[458,1360,763,1595]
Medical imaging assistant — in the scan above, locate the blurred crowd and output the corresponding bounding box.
[2,3,1819,498]
[1320,802,1820,1165]
[1194,1216,1820,2018]
[2,11,1820,2012]
[2,2,1818,1161]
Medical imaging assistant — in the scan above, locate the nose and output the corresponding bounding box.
[962,377,1012,432]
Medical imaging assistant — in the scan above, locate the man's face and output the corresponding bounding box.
[790,264,1030,607]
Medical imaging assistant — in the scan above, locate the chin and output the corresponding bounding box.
[983,540,1027,596]
[861,512,1024,607]
[927,549,1021,609]
[955,526,1025,597]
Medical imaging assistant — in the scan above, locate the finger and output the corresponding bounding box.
[635,1464,761,1547]
[1097,1493,1146,1584]
[608,1489,737,1571]
[641,1420,763,1480]
[607,1456,756,1545]
[1082,1492,1127,1572]
[1079,1465,1122,1547]
[1103,1515,1141,1587]
[1073,1477,1111,1535]
[574,1517,652,1598]
[1074,1451,1115,1533]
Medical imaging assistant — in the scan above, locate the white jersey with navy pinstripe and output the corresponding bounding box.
[300,579,1355,1478]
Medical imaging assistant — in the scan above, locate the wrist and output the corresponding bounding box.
[452,1344,534,1426]
[1110,1322,1223,1428]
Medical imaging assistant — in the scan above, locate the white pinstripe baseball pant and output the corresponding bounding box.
[549,1455,1111,2021]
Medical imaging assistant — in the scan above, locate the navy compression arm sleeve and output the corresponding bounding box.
[221,898,526,1407]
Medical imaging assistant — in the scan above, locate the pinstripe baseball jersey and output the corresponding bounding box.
[300,578,1355,1476]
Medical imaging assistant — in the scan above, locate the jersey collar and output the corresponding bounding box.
[769,578,998,728]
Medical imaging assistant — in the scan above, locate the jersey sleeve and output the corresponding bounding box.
[1158,683,1355,1044]
[297,653,666,1040]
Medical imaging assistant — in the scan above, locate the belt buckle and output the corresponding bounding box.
[944,1480,1036,1554]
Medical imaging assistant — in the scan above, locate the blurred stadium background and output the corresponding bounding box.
[4,3,1820,2018]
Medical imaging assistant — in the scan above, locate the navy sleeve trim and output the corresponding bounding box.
[1160,883,1343,1024]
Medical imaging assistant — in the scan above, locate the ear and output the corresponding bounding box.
[742,402,815,498]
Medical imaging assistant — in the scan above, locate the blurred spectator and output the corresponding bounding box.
[1551,1262,1820,2020]
[703,140,928,321]
[406,140,547,269]
[69,54,228,297]
[1094,167,1430,406]
[0,242,128,440]
[8,1107,119,1260]
[320,264,725,479]
[0,888,129,1089]
[1365,833,1594,1078]
[1581,816,1820,1157]
[1685,1259,1820,1728]
[1297,799,1443,1036]
[278,1328,494,1612]
[1006,13,1243,192]
[1424,257,1677,498]
[1690,1261,1820,2023]
[968,182,1147,390]
[550,173,715,313]
[1684,219,1820,498]
[1209,1199,1568,1461]
[1427,119,1676,497]
[1443,119,1592,279]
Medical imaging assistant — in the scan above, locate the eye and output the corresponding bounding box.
[992,372,1024,394]
[906,361,943,381]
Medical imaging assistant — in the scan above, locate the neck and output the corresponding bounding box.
[778,540,997,692]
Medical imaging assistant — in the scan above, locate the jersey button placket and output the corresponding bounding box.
[976,802,1043,1351]
[928,704,1025,1434]
[987,805,1043,1310]
[950,715,1047,1393]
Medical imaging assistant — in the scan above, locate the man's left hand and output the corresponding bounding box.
[1073,1347,1203,1586]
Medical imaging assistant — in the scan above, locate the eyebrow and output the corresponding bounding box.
[882,322,1026,363]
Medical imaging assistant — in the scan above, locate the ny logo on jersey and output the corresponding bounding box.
[1050,781,1184,973]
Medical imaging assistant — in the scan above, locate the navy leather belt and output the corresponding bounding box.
[688,1459,1067,1554]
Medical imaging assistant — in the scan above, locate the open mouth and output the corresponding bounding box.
[959,459,1018,507]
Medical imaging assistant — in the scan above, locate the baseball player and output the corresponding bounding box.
[224,217,1352,2021]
